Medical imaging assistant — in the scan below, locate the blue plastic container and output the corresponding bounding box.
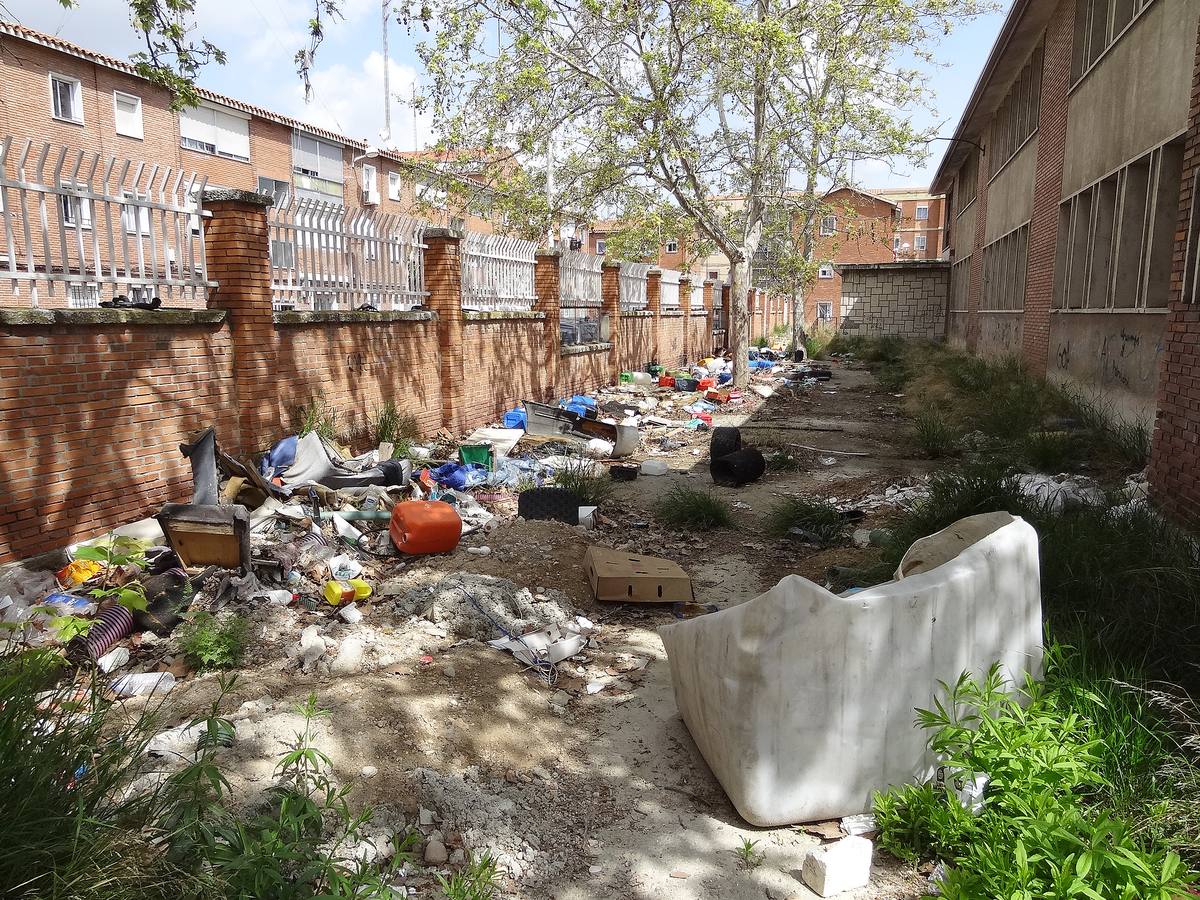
[502,406,527,429]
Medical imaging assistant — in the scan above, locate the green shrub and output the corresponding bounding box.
[753,335,770,348]
[293,397,339,441]
[912,408,959,459]
[654,483,733,529]
[554,458,614,506]
[804,325,836,360]
[437,852,503,900]
[874,659,1196,899]
[373,401,420,454]
[177,613,248,672]
[0,647,211,900]
[765,495,847,542]
[1019,428,1079,472]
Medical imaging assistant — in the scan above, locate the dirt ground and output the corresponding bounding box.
[138,361,942,900]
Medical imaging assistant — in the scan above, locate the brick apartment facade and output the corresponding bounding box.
[876,189,947,260]
[928,0,1200,519]
[0,20,493,301]
[808,187,901,328]
[586,220,699,273]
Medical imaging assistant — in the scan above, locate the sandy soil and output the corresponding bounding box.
[135,361,939,900]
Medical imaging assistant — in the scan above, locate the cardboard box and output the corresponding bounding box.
[584,546,693,603]
[156,503,250,572]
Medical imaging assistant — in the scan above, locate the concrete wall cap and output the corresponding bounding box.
[0,308,227,327]
[203,189,275,207]
[424,227,464,240]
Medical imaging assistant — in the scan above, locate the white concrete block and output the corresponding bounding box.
[802,836,873,897]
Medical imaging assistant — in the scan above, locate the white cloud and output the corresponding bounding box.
[282,50,432,149]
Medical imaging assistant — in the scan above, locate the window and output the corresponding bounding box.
[113,92,142,139]
[707,270,719,280]
[59,183,92,229]
[989,44,1043,177]
[596,239,607,255]
[820,216,836,236]
[950,256,972,311]
[818,263,834,279]
[956,150,980,212]
[270,240,295,268]
[816,301,833,321]
[180,104,250,160]
[1054,138,1184,310]
[50,74,82,124]
[1073,0,1154,81]
[388,171,402,201]
[665,240,679,253]
[982,224,1029,311]
[1184,170,1200,304]
[915,234,928,252]
[893,235,901,251]
[257,177,290,205]
[915,205,929,221]
[292,133,344,202]
[67,283,100,308]
[122,191,150,235]
[362,163,380,204]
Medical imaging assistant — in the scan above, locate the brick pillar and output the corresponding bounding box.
[204,189,279,456]
[679,275,693,362]
[424,228,465,431]
[1147,14,1200,523]
[601,261,622,380]
[703,281,716,356]
[966,142,990,352]
[535,250,562,396]
[721,284,732,351]
[646,268,662,366]
[1021,0,1074,375]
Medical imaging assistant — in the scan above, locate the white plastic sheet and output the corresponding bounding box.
[659,512,1043,825]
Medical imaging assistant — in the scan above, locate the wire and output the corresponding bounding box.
[461,586,559,687]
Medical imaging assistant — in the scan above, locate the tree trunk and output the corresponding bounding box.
[729,256,751,387]
[791,289,804,359]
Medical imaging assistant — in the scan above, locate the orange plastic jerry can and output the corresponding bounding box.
[389,500,462,554]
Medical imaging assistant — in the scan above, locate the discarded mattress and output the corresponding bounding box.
[659,512,1042,826]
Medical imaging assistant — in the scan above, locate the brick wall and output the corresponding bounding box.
[838,264,949,339]
[1021,0,1073,375]
[1148,16,1200,523]
[620,312,655,372]
[658,311,688,366]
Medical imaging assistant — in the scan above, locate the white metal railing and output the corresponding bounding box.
[269,197,426,311]
[460,231,537,311]
[0,138,212,307]
[659,267,682,309]
[691,281,705,311]
[619,261,650,310]
[559,249,603,307]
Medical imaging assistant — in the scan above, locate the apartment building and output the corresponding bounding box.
[586,219,699,273]
[932,0,1198,429]
[806,187,900,327]
[875,188,947,259]
[0,20,492,303]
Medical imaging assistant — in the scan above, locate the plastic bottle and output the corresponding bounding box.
[263,590,295,606]
[323,580,355,605]
[332,515,365,548]
[111,671,176,697]
[348,578,372,600]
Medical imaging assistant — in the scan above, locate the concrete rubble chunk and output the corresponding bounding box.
[424,839,449,865]
[802,835,873,897]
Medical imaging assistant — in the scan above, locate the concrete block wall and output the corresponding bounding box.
[838,264,949,339]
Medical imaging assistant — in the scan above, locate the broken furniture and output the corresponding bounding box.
[156,503,251,573]
[584,546,693,603]
[658,512,1043,825]
[523,400,637,457]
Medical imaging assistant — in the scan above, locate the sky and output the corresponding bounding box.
[1,0,1010,191]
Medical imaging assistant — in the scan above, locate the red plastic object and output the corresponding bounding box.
[658,375,675,387]
[697,413,713,425]
[389,500,462,554]
[697,377,715,390]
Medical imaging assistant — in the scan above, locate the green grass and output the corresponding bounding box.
[654,483,733,529]
[373,401,420,455]
[1056,385,1151,469]
[762,447,807,472]
[804,325,836,360]
[733,837,764,869]
[765,495,847,542]
[437,852,502,899]
[293,396,339,442]
[1018,429,1079,472]
[912,408,959,459]
[553,458,614,506]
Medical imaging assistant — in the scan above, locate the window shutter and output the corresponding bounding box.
[214,110,250,159]
[180,107,216,147]
[114,93,142,139]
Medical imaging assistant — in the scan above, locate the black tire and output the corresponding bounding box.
[710,426,742,459]
[518,486,582,523]
[710,448,766,487]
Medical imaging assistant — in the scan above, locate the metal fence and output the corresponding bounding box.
[659,268,681,309]
[559,249,603,307]
[0,138,213,307]
[268,198,426,311]
[619,261,650,310]
[461,231,538,311]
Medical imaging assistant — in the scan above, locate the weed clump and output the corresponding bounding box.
[654,483,733,529]
[293,396,339,442]
[912,408,959,459]
[765,495,847,542]
[554,458,614,507]
[373,401,420,455]
[177,612,248,671]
